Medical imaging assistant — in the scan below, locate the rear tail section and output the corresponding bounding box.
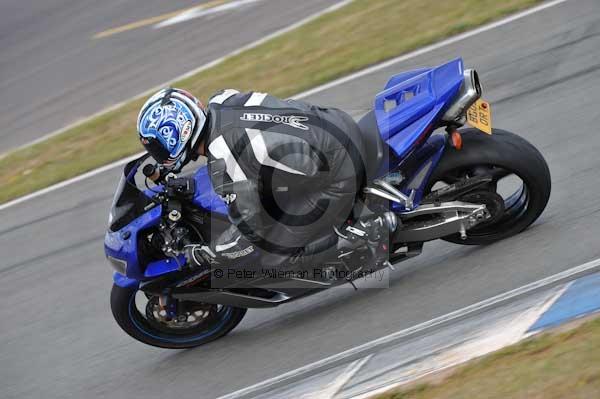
[374,58,465,159]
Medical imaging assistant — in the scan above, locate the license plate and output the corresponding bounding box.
[466,99,492,135]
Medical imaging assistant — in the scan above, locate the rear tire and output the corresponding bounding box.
[427,128,551,245]
[111,284,246,349]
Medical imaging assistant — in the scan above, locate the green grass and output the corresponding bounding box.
[0,0,542,204]
[375,316,600,399]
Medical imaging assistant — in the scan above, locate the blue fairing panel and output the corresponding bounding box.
[104,204,162,281]
[193,166,228,216]
[145,256,185,278]
[384,67,432,91]
[113,272,140,289]
[375,58,465,159]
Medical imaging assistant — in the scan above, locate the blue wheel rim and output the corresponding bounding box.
[128,293,233,344]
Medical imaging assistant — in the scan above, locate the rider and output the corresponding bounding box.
[137,87,395,269]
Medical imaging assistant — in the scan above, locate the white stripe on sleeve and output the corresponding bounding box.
[209,89,240,105]
[208,135,247,182]
[244,92,268,107]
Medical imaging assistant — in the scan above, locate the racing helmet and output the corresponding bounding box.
[137,88,207,169]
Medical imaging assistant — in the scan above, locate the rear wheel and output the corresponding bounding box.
[427,128,551,245]
[111,284,246,349]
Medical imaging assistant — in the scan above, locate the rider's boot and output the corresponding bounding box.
[335,212,398,263]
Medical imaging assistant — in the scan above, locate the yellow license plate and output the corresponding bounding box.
[466,99,492,135]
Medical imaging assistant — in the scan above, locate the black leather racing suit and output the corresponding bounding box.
[203,89,366,267]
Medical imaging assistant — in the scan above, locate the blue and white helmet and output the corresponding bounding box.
[137,88,207,169]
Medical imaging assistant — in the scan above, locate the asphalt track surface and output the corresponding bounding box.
[0,0,339,151]
[1,0,600,398]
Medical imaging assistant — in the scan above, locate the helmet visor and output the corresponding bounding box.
[141,137,172,164]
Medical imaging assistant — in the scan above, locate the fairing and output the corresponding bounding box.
[108,156,154,232]
[375,58,464,159]
[106,159,227,286]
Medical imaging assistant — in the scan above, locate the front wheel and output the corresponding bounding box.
[110,284,247,349]
[427,128,551,245]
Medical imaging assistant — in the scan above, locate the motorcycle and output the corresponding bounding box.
[105,58,551,348]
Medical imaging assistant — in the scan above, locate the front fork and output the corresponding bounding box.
[158,294,178,321]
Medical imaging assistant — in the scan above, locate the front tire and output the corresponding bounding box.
[427,128,551,245]
[111,284,247,349]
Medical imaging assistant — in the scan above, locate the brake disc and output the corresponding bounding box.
[145,296,216,330]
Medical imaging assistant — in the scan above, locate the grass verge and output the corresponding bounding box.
[0,0,542,204]
[375,315,600,399]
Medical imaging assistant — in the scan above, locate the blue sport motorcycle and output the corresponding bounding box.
[105,59,550,348]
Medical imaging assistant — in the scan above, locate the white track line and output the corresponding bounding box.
[293,0,570,99]
[1,0,353,157]
[216,257,600,399]
[155,0,263,28]
[0,0,570,211]
[303,355,372,399]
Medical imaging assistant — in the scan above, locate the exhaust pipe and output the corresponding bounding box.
[442,69,482,122]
